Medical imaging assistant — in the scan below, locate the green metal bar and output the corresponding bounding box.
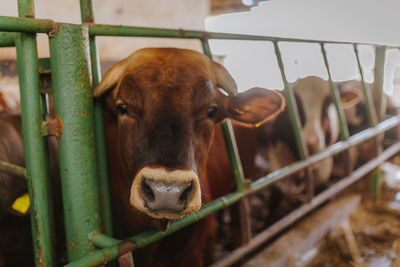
[86,23,400,48]
[273,41,308,160]
[252,115,400,191]
[212,140,400,267]
[49,23,102,261]
[202,39,245,191]
[65,191,244,267]
[371,168,381,202]
[65,115,400,266]
[1,14,400,49]
[79,0,95,24]
[0,31,17,46]
[0,15,53,33]
[320,43,350,140]
[0,160,27,178]
[16,0,55,266]
[220,121,246,191]
[91,233,120,248]
[201,38,212,57]
[273,41,316,199]
[79,0,114,238]
[373,46,387,121]
[354,44,378,127]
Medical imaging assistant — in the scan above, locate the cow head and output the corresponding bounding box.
[292,76,362,184]
[95,48,285,221]
[293,76,339,154]
[336,80,367,131]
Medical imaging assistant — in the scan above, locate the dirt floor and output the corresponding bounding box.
[309,165,400,267]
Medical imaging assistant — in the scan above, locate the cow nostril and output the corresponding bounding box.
[179,182,194,203]
[141,179,155,202]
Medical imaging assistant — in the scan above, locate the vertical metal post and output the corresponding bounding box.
[354,44,378,127]
[202,38,251,246]
[273,42,308,160]
[202,39,246,191]
[273,41,315,199]
[371,46,386,200]
[16,0,55,266]
[373,46,387,122]
[79,0,113,237]
[49,23,102,261]
[320,43,350,141]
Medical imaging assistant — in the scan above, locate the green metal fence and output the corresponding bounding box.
[0,0,399,266]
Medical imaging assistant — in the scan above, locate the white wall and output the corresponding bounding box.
[0,0,210,107]
[0,0,209,60]
[206,0,400,95]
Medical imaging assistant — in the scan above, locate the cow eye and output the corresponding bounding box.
[117,104,128,115]
[206,106,218,119]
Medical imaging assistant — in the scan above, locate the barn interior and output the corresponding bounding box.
[1,1,400,266]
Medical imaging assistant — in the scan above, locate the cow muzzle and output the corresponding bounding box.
[130,167,201,220]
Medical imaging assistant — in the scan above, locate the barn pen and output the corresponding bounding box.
[0,0,400,266]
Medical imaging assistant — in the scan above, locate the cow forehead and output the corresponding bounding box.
[124,48,213,75]
[116,49,217,110]
[293,76,330,104]
[293,76,331,137]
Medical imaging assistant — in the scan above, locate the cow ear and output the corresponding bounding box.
[224,87,286,127]
[93,60,127,98]
[340,87,362,109]
[212,61,238,96]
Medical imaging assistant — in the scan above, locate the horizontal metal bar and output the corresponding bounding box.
[0,15,53,33]
[211,141,400,267]
[0,160,27,178]
[251,115,400,191]
[88,23,400,47]
[1,15,400,48]
[64,192,244,267]
[0,31,17,46]
[90,233,120,248]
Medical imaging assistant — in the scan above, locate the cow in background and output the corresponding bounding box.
[95,48,285,267]
[221,76,360,231]
[336,80,400,165]
[0,112,33,266]
[255,76,342,184]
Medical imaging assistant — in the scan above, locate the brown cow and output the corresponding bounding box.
[94,48,285,266]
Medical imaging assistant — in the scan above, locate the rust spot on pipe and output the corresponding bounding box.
[33,214,45,267]
[48,23,61,38]
[46,114,63,142]
[117,240,137,257]
[25,13,35,19]
[177,29,185,37]
[69,241,77,250]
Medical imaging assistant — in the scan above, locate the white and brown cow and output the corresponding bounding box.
[255,76,341,185]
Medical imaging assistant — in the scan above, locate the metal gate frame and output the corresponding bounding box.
[0,0,399,266]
